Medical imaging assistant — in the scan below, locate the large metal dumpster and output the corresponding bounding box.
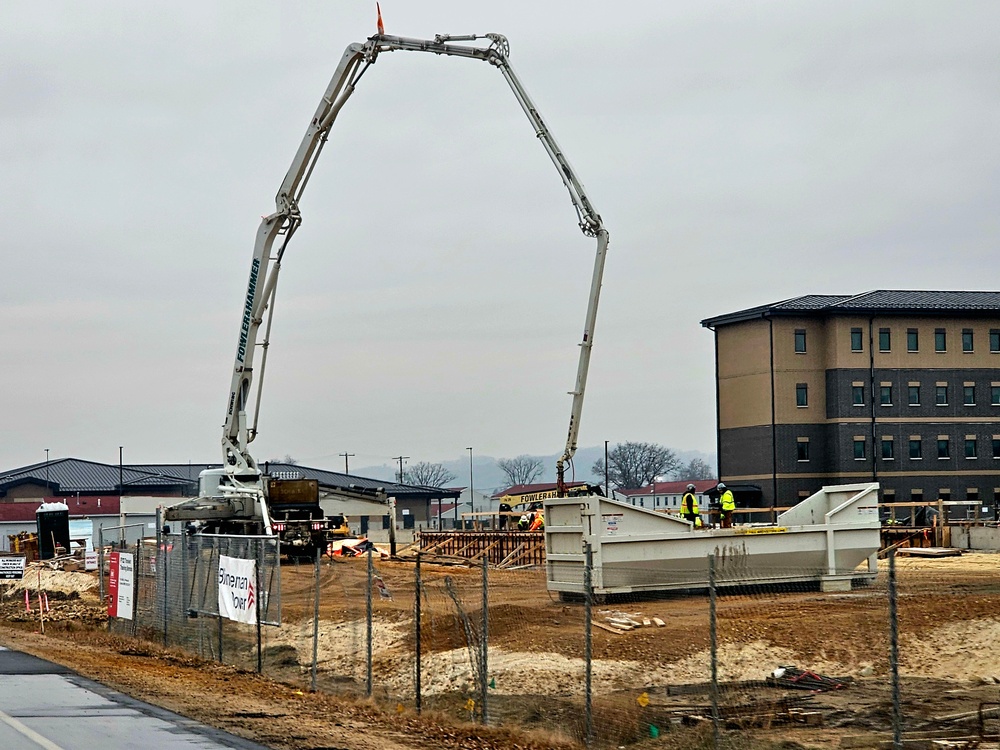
[544,482,880,598]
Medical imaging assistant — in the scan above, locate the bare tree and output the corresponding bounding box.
[591,442,679,490]
[497,455,545,487]
[404,461,456,488]
[266,454,298,465]
[674,458,716,481]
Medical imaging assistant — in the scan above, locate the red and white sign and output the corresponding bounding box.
[218,555,256,624]
[107,552,134,620]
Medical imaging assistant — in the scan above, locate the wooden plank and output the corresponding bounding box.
[897,547,962,558]
[497,542,527,568]
[593,621,627,635]
[471,539,500,563]
[498,540,545,569]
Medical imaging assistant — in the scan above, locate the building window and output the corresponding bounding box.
[850,328,863,352]
[936,385,949,406]
[935,328,947,352]
[852,385,865,406]
[879,328,891,352]
[796,383,808,407]
[993,438,1000,459]
[991,329,1000,353]
[909,439,922,459]
[966,438,978,459]
[963,329,974,352]
[880,385,893,406]
[937,438,950,459]
[797,441,810,462]
[794,329,806,353]
[881,438,894,460]
[964,385,976,406]
[907,328,919,352]
[992,385,1000,406]
[908,385,920,406]
[854,439,866,460]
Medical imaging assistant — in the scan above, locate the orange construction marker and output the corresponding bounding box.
[376,3,385,35]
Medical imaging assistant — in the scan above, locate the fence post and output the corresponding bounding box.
[131,539,140,638]
[709,553,720,748]
[480,555,488,725]
[584,542,593,749]
[256,539,263,675]
[98,526,105,615]
[366,547,373,698]
[415,552,422,714]
[311,546,320,692]
[163,533,169,648]
[889,549,902,749]
[217,537,224,664]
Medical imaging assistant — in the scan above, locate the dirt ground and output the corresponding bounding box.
[2,552,1000,749]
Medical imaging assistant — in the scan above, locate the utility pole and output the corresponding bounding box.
[44,449,50,494]
[466,447,474,530]
[393,455,409,484]
[604,440,610,497]
[118,446,124,495]
[339,452,355,474]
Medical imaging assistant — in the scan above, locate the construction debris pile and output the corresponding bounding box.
[0,563,105,626]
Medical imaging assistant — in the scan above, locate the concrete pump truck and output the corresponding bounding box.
[165,26,610,553]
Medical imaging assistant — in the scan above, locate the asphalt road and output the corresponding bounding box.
[0,646,272,750]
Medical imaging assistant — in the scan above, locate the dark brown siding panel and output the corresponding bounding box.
[720,425,773,477]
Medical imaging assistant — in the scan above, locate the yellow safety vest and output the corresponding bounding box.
[681,493,699,515]
[721,490,735,511]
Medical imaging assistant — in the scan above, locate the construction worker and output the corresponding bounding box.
[680,484,699,528]
[529,508,545,531]
[719,482,736,528]
[517,513,531,531]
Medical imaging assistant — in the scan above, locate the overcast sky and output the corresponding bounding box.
[2,1,997,474]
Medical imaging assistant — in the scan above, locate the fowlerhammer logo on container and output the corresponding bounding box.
[218,554,257,624]
[236,258,261,363]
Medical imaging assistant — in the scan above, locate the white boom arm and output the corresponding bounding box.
[222,33,609,496]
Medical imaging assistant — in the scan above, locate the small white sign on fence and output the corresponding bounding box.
[218,555,257,624]
[0,556,26,580]
[85,551,98,571]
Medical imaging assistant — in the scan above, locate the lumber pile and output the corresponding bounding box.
[597,612,667,634]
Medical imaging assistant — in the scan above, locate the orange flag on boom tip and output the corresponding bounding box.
[376,3,385,35]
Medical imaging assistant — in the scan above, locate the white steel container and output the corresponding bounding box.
[544,482,880,598]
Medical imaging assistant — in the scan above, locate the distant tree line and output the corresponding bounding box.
[591,442,715,490]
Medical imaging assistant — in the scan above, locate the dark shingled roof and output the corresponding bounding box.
[0,459,459,501]
[702,290,1000,327]
[259,463,461,500]
[0,459,195,495]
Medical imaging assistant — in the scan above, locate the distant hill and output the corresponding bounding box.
[354,446,717,495]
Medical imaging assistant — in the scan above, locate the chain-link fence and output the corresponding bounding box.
[102,533,280,673]
[100,534,1000,749]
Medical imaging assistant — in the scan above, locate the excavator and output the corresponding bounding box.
[166,24,610,551]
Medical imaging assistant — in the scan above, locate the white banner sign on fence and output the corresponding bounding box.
[218,555,257,624]
[109,552,134,620]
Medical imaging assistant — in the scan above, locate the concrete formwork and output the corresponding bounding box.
[545,482,881,598]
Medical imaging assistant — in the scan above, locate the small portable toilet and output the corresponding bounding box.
[37,502,71,560]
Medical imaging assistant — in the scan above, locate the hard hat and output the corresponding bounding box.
[717,482,726,490]
[686,484,695,491]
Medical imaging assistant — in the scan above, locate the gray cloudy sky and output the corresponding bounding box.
[2,1,998,473]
